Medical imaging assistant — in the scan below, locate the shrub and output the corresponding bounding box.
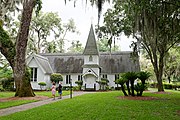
[134,83,147,96]
[1,77,14,91]
[164,83,173,89]
[172,84,180,90]
[115,77,128,96]
[97,78,109,90]
[38,82,46,90]
[73,86,81,91]
[50,73,63,83]
[75,80,83,86]
[75,80,83,90]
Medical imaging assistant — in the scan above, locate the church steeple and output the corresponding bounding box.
[83,24,99,55]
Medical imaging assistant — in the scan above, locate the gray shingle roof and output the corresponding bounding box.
[40,53,83,73]
[99,52,140,74]
[40,52,140,74]
[83,24,99,55]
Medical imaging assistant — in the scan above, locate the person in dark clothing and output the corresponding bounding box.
[58,81,62,99]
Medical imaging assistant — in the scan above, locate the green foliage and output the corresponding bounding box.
[115,76,128,96]
[0,26,10,47]
[149,82,158,88]
[163,83,173,89]
[28,12,78,54]
[0,68,13,79]
[134,83,147,96]
[97,37,120,52]
[38,82,46,86]
[123,72,138,81]
[28,11,62,53]
[75,80,83,86]
[100,78,109,85]
[0,26,15,66]
[115,77,128,85]
[38,82,46,90]
[1,77,14,91]
[50,73,63,83]
[67,40,84,53]
[75,80,83,90]
[35,0,42,16]
[97,78,109,90]
[164,46,180,83]
[117,71,150,96]
[99,0,180,92]
[137,71,151,83]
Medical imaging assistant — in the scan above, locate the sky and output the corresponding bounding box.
[42,0,133,51]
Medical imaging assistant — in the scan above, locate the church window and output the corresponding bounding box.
[115,74,120,80]
[30,68,37,82]
[88,70,91,72]
[78,75,82,81]
[102,74,107,79]
[89,55,93,61]
[66,75,71,84]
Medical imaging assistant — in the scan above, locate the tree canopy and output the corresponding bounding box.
[97,0,180,91]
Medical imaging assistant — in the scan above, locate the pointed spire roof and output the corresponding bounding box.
[83,24,99,55]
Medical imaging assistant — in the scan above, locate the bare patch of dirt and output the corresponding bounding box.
[0,96,49,102]
[117,96,158,101]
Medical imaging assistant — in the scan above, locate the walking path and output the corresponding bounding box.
[0,91,91,117]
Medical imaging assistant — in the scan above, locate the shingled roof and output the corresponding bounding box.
[40,52,140,74]
[83,24,99,55]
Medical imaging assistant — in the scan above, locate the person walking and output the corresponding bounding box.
[51,82,56,100]
[58,81,62,99]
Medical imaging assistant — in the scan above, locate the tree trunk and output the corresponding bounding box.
[139,80,145,96]
[153,54,164,92]
[157,54,164,92]
[120,84,128,96]
[130,80,135,96]
[14,0,36,97]
[126,80,131,95]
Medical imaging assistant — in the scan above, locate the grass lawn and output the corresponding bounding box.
[0,91,70,109]
[0,90,179,120]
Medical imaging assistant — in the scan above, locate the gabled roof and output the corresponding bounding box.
[27,53,53,74]
[83,24,99,55]
[83,68,98,77]
[40,52,140,74]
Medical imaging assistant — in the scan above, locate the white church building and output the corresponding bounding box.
[27,25,140,90]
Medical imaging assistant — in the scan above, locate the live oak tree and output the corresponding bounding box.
[164,46,180,83]
[28,12,78,54]
[97,0,180,91]
[0,0,42,97]
[97,37,120,52]
[0,0,104,97]
[28,11,62,54]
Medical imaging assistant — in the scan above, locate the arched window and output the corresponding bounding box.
[89,55,93,61]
